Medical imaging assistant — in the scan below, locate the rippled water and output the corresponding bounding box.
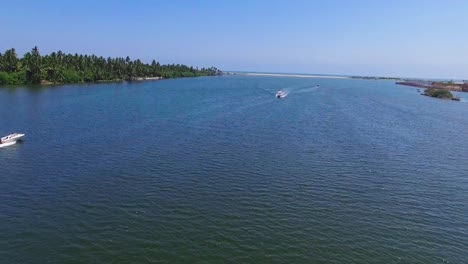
[1,76,467,263]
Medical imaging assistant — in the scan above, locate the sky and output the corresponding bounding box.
[1,0,467,79]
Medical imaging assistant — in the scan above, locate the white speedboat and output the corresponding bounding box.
[1,133,25,144]
[276,90,285,98]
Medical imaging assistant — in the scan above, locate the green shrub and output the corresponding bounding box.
[424,88,453,99]
[0,71,19,85]
[181,71,195,77]
[63,70,82,83]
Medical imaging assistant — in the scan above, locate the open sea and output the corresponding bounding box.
[1,75,467,263]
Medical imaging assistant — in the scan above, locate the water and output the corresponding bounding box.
[1,76,467,263]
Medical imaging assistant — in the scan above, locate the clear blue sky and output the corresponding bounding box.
[1,0,467,79]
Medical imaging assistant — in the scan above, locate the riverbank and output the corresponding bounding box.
[133,76,163,81]
[36,77,162,86]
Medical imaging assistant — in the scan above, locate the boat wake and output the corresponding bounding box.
[294,85,320,94]
[276,84,319,98]
[258,84,319,99]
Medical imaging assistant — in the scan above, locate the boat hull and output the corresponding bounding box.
[1,134,25,144]
[0,141,16,148]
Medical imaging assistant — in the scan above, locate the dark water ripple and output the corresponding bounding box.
[1,76,467,263]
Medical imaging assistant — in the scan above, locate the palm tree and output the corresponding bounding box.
[24,46,43,84]
[3,48,20,73]
[0,52,4,72]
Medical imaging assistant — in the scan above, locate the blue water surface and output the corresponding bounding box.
[1,76,467,263]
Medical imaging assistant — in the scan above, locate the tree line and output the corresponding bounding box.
[0,47,222,85]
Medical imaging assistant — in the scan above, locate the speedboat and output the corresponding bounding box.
[276,90,285,98]
[1,133,25,144]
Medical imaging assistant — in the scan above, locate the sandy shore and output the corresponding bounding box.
[243,73,348,79]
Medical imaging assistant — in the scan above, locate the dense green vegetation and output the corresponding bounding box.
[0,47,222,85]
[424,88,459,100]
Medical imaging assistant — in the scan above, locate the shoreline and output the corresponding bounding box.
[0,75,222,88]
[239,72,348,79]
[396,81,467,92]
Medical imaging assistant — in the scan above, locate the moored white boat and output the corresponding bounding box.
[1,133,25,144]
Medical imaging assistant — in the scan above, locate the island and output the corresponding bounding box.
[423,88,460,101]
[0,47,222,85]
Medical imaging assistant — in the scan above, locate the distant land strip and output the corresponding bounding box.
[239,72,349,79]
